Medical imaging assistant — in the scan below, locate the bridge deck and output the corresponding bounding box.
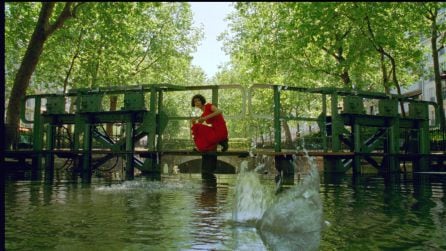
[5,149,444,159]
[139,150,251,157]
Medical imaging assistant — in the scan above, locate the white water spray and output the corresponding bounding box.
[259,137,323,250]
[232,136,323,250]
[258,154,322,233]
[232,160,274,223]
[94,180,199,193]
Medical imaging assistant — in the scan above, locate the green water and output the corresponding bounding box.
[4,170,446,250]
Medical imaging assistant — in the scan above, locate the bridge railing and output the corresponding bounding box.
[19,84,440,155]
[156,84,249,151]
[247,84,440,154]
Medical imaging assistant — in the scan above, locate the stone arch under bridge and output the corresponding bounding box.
[158,155,253,174]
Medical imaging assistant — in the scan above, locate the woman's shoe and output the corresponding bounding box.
[219,139,228,152]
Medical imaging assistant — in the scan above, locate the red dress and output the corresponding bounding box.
[191,103,228,152]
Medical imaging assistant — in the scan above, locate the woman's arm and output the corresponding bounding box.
[197,104,222,123]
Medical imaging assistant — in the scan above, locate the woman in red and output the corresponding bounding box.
[191,94,229,152]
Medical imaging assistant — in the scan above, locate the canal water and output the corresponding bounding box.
[4,159,446,250]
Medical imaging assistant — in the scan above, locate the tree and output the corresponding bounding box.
[218,2,436,148]
[422,3,446,131]
[348,3,425,115]
[5,2,204,148]
[5,2,84,148]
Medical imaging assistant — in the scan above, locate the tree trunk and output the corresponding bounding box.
[91,47,102,87]
[282,120,293,148]
[268,127,273,147]
[380,52,390,94]
[5,3,54,149]
[340,70,351,86]
[60,96,77,149]
[296,121,300,139]
[63,29,83,93]
[430,13,446,131]
[388,57,406,117]
[281,109,293,148]
[260,133,265,147]
[257,125,265,147]
[5,2,78,149]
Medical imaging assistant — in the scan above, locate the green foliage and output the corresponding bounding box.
[220,2,427,91]
[5,2,41,94]
[5,2,204,94]
[6,2,443,144]
[216,2,437,136]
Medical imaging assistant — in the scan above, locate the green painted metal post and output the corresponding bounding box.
[45,123,56,180]
[273,85,281,153]
[82,120,92,181]
[157,91,163,151]
[387,117,400,173]
[331,93,341,152]
[73,93,84,152]
[73,116,81,151]
[352,119,361,174]
[322,94,327,152]
[149,86,159,173]
[148,86,157,150]
[30,97,43,179]
[418,119,429,171]
[272,86,294,183]
[125,117,134,180]
[324,92,343,173]
[32,97,43,170]
[32,97,43,151]
[408,102,430,172]
[212,87,219,107]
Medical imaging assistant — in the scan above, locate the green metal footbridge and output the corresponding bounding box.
[5,84,445,181]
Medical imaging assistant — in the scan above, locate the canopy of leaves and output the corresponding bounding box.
[218,2,444,140]
[5,2,445,143]
[5,2,204,94]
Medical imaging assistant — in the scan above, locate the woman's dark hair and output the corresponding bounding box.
[191,94,206,107]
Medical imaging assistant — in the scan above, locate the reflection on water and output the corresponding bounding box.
[190,173,222,250]
[4,168,446,250]
[320,173,446,250]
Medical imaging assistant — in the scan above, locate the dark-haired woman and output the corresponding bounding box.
[190,94,228,152]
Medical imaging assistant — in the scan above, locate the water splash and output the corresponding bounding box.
[254,155,270,175]
[254,162,267,174]
[232,138,323,250]
[249,138,257,157]
[257,138,323,250]
[258,158,322,233]
[232,161,274,223]
[94,180,199,193]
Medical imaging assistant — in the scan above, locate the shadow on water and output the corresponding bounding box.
[411,174,436,220]
[320,171,446,250]
[381,173,437,222]
[201,172,217,189]
[189,173,222,250]
[383,173,443,249]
